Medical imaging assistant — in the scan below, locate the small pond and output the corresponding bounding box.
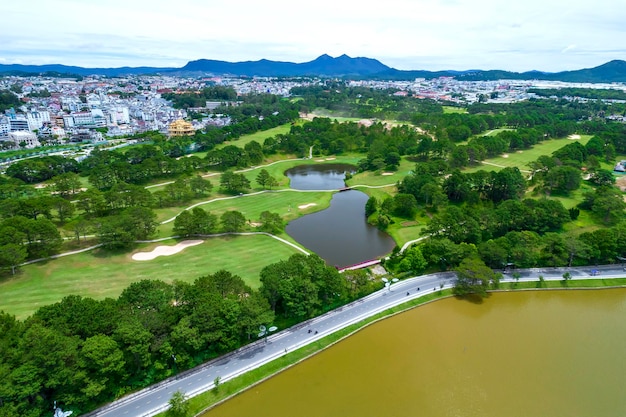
[285,164,395,268]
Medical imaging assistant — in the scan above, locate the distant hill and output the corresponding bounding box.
[180,54,390,77]
[1,56,626,83]
[0,64,172,77]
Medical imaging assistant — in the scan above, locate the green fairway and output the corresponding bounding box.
[159,190,334,225]
[348,158,413,187]
[464,135,593,173]
[0,234,303,319]
[442,106,468,114]
[216,124,293,150]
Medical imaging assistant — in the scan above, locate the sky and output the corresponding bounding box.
[2,0,625,72]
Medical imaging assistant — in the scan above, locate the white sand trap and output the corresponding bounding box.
[381,172,394,176]
[568,134,581,140]
[315,159,325,162]
[298,203,317,209]
[132,240,203,261]
[325,157,336,160]
[502,154,509,158]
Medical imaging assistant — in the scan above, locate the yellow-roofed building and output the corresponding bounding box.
[168,119,194,137]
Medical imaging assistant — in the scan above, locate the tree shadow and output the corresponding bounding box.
[454,292,488,304]
[91,246,135,258]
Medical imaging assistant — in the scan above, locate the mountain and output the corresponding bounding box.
[0,64,172,77]
[1,56,626,83]
[180,54,390,76]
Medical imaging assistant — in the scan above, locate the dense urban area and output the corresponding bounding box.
[1,70,626,417]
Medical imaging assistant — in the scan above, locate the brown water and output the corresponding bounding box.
[203,289,626,417]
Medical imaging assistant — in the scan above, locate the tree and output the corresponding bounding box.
[365,196,378,217]
[189,175,213,196]
[168,390,190,417]
[256,169,277,189]
[51,172,83,198]
[220,210,246,232]
[259,211,283,234]
[392,193,418,218]
[220,171,251,194]
[454,256,497,298]
[588,169,616,187]
[51,195,76,223]
[398,245,427,273]
[0,243,27,274]
[588,187,626,224]
[173,210,195,237]
[544,166,581,194]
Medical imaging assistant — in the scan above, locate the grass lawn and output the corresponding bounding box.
[442,106,468,114]
[0,234,302,319]
[463,135,593,173]
[215,124,293,150]
[157,190,334,225]
[347,158,413,187]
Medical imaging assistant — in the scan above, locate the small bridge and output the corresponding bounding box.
[337,259,381,273]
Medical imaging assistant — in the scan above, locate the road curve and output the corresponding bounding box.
[84,264,626,417]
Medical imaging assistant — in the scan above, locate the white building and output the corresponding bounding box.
[0,118,9,139]
[26,110,51,130]
[8,131,40,148]
[9,116,30,132]
[72,111,94,126]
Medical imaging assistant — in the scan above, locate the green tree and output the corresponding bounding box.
[0,243,27,274]
[220,210,246,232]
[51,195,76,223]
[392,193,418,218]
[259,211,283,234]
[365,196,378,217]
[189,175,213,196]
[256,169,278,189]
[454,256,497,298]
[51,172,83,198]
[168,390,190,417]
[220,171,251,194]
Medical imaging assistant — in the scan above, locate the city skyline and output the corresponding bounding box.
[2,0,625,72]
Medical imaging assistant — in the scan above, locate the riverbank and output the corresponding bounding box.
[160,276,626,417]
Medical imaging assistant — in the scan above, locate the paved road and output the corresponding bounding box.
[86,265,626,417]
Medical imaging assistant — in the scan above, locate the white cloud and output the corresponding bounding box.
[1,0,625,71]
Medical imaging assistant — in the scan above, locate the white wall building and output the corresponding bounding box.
[8,131,40,148]
[26,110,51,130]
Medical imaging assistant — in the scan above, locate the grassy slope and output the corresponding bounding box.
[464,135,593,173]
[0,235,302,319]
[216,124,293,150]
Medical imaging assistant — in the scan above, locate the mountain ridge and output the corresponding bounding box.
[1,55,626,83]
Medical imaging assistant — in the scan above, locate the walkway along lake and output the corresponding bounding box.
[203,288,626,417]
[284,164,396,268]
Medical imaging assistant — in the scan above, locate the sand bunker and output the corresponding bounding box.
[132,240,203,261]
[502,154,509,158]
[298,203,317,209]
[568,134,581,140]
[325,157,336,160]
[381,172,394,176]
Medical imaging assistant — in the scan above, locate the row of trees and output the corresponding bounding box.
[387,218,626,277]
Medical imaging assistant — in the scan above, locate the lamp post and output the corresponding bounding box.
[258,325,278,343]
[382,277,399,292]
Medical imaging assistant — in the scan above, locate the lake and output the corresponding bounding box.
[203,289,626,417]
